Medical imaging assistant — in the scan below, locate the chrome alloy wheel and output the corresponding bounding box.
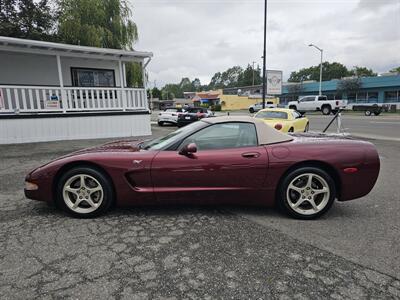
[62,174,104,214]
[286,173,330,215]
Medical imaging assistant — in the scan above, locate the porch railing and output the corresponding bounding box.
[0,85,148,114]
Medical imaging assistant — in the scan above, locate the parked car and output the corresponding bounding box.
[249,101,276,113]
[177,107,213,127]
[288,95,347,115]
[157,107,185,126]
[352,104,383,116]
[25,116,380,220]
[254,108,309,133]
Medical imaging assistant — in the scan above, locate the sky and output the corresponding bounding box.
[131,0,400,87]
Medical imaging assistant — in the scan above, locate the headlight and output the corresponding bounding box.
[25,181,39,190]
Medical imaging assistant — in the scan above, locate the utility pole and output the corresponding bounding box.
[262,0,267,109]
[252,61,256,86]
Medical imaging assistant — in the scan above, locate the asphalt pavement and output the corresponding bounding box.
[1,122,399,299]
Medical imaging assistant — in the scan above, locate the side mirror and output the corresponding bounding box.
[179,143,197,156]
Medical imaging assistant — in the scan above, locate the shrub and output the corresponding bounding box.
[213,104,221,111]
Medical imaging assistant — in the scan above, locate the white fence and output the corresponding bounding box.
[0,85,148,113]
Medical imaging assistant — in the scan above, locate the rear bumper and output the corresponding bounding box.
[339,146,380,201]
[158,117,178,123]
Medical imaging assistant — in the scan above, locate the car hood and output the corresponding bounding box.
[72,139,144,155]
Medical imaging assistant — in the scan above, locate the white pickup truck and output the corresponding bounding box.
[287,95,347,115]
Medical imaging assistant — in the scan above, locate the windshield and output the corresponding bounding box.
[255,111,288,119]
[142,121,207,150]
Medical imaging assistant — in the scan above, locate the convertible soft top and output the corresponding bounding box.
[201,116,293,145]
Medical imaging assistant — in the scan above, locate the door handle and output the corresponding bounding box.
[241,152,260,158]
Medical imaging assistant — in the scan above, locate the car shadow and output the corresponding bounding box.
[30,200,360,221]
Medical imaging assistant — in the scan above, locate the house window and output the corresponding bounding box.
[71,68,115,87]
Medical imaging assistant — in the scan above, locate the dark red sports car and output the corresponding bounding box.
[25,116,380,219]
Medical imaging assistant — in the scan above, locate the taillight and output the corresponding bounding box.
[274,124,283,130]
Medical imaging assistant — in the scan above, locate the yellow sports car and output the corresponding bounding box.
[254,108,309,133]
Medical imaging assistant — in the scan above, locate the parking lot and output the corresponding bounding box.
[1,114,400,299]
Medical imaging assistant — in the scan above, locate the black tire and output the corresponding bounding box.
[249,108,255,114]
[373,111,381,116]
[288,127,294,133]
[365,110,372,116]
[304,122,309,132]
[322,105,331,115]
[56,166,114,218]
[278,167,336,220]
[289,105,297,111]
[158,121,164,126]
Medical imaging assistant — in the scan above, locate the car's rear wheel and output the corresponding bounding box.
[249,108,255,114]
[288,127,294,133]
[289,105,297,111]
[322,105,331,115]
[278,167,336,219]
[304,122,309,132]
[365,110,372,116]
[56,166,114,218]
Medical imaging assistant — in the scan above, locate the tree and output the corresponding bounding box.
[151,87,162,99]
[57,0,138,49]
[288,62,350,82]
[349,66,377,77]
[208,66,243,89]
[125,62,143,88]
[0,0,56,41]
[237,64,262,86]
[389,67,400,73]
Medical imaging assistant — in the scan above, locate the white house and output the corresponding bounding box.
[0,36,153,144]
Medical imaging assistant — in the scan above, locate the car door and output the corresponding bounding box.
[297,96,314,111]
[151,122,269,204]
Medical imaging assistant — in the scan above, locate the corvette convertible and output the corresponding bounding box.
[254,108,309,133]
[25,116,380,219]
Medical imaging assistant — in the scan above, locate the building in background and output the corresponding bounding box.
[224,74,400,108]
[0,36,153,144]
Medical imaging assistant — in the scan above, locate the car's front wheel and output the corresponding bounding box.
[56,166,114,218]
[249,108,255,114]
[278,167,336,219]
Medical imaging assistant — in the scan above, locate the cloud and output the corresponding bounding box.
[132,0,400,87]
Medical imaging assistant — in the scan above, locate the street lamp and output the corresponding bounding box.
[308,43,323,96]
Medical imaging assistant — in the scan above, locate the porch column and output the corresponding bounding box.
[119,59,127,111]
[56,55,67,113]
[142,61,149,110]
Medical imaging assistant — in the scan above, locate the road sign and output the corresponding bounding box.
[267,70,282,95]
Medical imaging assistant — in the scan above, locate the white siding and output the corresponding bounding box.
[0,114,151,144]
[0,51,59,86]
[0,51,121,87]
